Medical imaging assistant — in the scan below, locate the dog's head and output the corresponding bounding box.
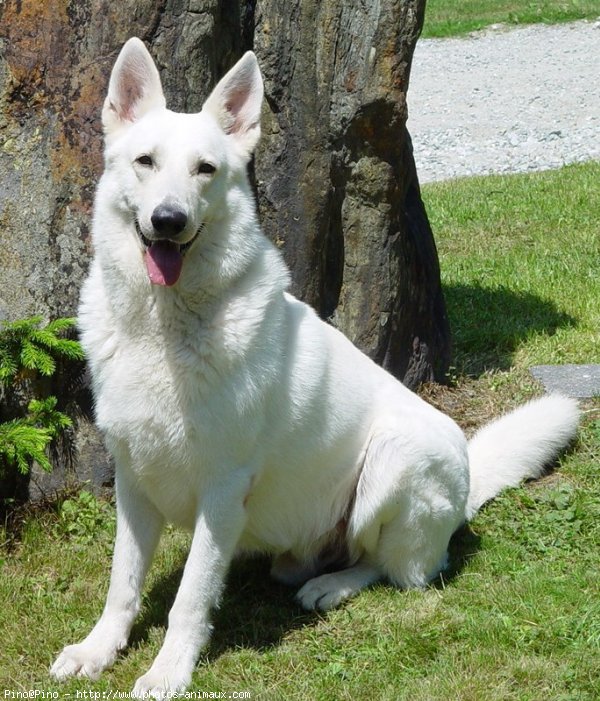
[98,38,263,287]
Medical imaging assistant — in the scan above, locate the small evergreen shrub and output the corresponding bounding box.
[0,316,84,480]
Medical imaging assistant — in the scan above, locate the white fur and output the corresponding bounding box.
[465,394,580,519]
[50,38,580,697]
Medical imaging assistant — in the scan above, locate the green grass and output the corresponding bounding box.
[1,163,599,697]
[422,0,599,37]
[423,162,600,376]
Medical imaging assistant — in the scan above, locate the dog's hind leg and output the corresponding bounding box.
[373,499,455,590]
[296,425,469,610]
[349,426,469,592]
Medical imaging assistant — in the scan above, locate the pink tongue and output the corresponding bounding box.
[144,241,183,286]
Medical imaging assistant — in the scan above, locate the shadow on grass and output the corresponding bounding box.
[438,523,482,587]
[443,283,575,375]
[129,554,317,658]
[129,527,483,660]
[209,556,318,658]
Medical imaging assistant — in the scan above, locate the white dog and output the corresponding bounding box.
[51,38,579,696]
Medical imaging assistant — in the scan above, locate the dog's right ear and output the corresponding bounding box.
[102,38,166,138]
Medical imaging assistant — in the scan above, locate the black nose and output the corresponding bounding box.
[151,204,188,238]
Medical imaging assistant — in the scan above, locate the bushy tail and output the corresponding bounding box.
[465,394,580,520]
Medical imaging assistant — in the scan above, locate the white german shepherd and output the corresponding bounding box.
[51,38,579,695]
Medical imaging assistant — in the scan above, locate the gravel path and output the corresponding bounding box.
[407,20,600,183]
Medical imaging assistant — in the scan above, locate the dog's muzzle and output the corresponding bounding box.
[135,219,204,287]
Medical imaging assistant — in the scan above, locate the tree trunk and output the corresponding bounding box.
[0,0,449,496]
[253,0,450,384]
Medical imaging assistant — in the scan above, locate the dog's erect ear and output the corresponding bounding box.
[102,38,166,137]
[202,52,263,159]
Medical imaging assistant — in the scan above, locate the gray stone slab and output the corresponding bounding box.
[530,364,600,398]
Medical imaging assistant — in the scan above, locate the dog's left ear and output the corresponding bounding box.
[202,52,263,159]
[102,38,166,138]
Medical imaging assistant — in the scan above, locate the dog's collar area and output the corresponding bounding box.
[135,219,204,255]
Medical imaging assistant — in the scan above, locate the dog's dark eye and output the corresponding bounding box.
[136,155,154,167]
[197,162,216,176]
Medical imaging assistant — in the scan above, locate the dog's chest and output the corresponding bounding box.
[91,309,265,478]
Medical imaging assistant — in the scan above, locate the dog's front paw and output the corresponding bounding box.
[50,641,118,681]
[132,665,191,700]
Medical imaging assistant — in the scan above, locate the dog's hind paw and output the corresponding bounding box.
[296,563,381,611]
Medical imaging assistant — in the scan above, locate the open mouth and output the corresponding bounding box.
[135,219,203,255]
[135,220,204,287]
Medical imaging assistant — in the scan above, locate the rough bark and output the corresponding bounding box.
[0,0,449,497]
[253,0,450,382]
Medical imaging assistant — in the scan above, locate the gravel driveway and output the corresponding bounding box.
[407,20,600,183]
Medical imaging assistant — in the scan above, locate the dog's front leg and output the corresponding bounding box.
[132,475,249,698]
[51,466,164,681]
